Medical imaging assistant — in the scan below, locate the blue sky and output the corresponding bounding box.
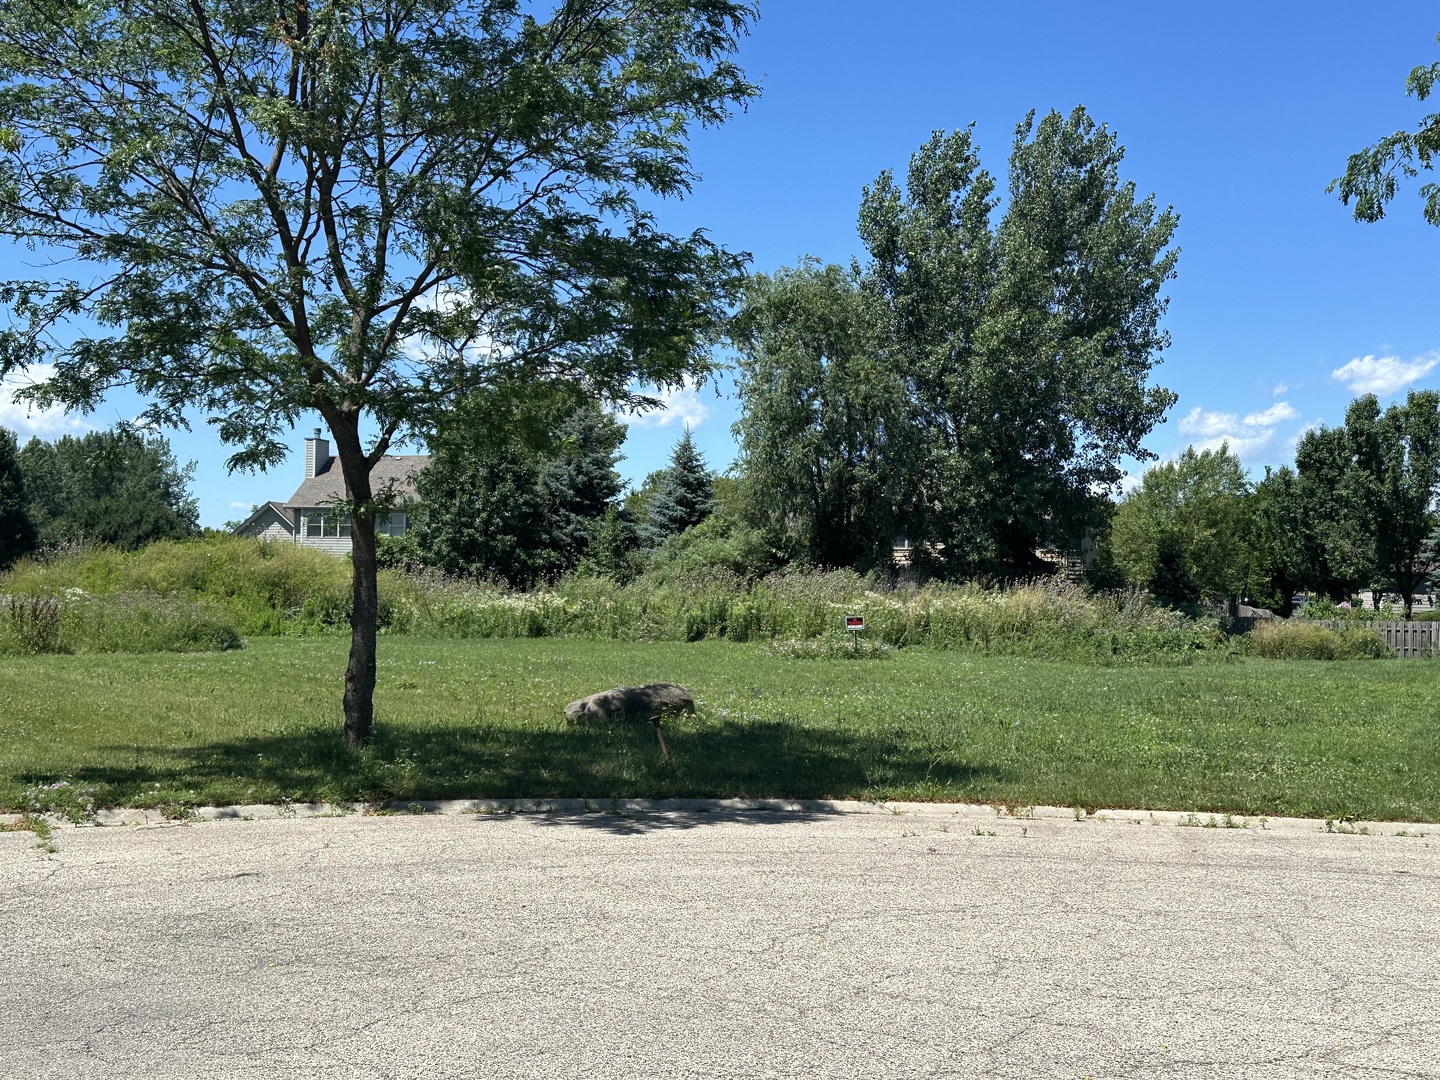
[3,2,1438,525]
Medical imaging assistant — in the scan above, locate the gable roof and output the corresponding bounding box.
[233,500,293,535]
[284,454,430,509]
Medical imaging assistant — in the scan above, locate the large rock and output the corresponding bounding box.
[564,684,695,726]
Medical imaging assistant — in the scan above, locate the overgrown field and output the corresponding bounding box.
[2,638,1435,820]
[3,536,1238,662]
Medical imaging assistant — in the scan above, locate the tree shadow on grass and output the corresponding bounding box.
[24,718,1003,821]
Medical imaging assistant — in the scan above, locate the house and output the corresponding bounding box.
[232,430,429,555]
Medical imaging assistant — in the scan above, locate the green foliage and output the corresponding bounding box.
[1345,391,1440,617]
[1110,445,1252,610]
[16,429,199,551]
[2,536,353,636]
[733,262,913,568]
[0,428,37,567]
[3,536,1231,662]
[854,109,1178,576]
[1248,466,1308,616]
[639,512,784,585]
[582,506,644,583]
[411,391,627,587]
[1247,621,1393,661]
[1331,32,1440,227]
[644,429,716,543]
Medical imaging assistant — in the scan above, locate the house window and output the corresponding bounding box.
[305,512,350,538]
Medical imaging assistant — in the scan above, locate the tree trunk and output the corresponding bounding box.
[345,514,379,748]
[326,412,378,749]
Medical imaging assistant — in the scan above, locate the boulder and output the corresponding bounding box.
[564,684,695,726]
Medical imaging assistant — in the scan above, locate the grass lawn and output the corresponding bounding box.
[2,637,1437,820]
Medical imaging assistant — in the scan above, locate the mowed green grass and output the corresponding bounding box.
[2,637,1436,820]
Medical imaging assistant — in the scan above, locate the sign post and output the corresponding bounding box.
[844,614,864,652]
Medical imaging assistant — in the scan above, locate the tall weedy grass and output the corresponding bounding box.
[3,537,1238,662]
[0,590,241,654]
[1247,620,1393,661]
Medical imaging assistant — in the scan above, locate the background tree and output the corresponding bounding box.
[858,109,1178,576]
[411,389,626,587]
[1331,32,1440,226]
[1290,425,1374,601]
[1345,391,1440,617]
[1248,466,1308,617]
[1109,445,1252,611]
[17,429,198,551]
[0,0,757,746]
[733,262,915,569]
[0,427,36,566]
[644,429,716,543]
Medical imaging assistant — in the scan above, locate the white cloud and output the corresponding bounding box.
[0,364,89,438]
[1242,402,1299,427]
[1272,382,1289,397]
[1331,353,1439,396]
[620,385,712,430]
[1175,400,1300,462]
[228,501,251,509]
[1177,407,1240,438]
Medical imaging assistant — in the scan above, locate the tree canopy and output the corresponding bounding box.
[733,262,913,569]
[1331,32,1440,226]
[411,389,626,587]
[17,428,199,551]
[735,108,1178,578]
[0,0,758,744]
[1109,445,1252,611]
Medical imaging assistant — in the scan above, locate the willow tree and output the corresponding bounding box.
[0,0,756,746]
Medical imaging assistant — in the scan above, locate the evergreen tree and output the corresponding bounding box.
[645,430,715,542]
[585,506,644,582]
[412,393,626,587]
[0,428,37,567]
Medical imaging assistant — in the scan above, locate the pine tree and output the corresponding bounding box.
[0,427,37,567]
[645,429,715,541]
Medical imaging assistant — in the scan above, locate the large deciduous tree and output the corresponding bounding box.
[0,0,757,746]
[735,109,1177,578]
[1345,392,1440,618]
[1109,445,1252,611]
[733,262,914,569]
[858,110,1179,576]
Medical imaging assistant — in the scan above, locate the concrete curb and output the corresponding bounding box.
[3,798,1433,837]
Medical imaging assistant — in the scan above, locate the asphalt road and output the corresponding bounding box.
[2,801,1438,1079]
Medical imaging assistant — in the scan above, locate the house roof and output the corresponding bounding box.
[233,500,293,535]
[284,454,430,509]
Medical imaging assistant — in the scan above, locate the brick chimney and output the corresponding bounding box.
[303,428,330,479]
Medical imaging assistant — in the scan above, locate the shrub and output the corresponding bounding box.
[1248,621,1393,661]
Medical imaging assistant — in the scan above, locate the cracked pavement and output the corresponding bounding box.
[2,802,1438,1079]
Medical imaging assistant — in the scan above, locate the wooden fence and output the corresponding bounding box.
[1227,618,1440,657]
[1311,620,1439,659]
